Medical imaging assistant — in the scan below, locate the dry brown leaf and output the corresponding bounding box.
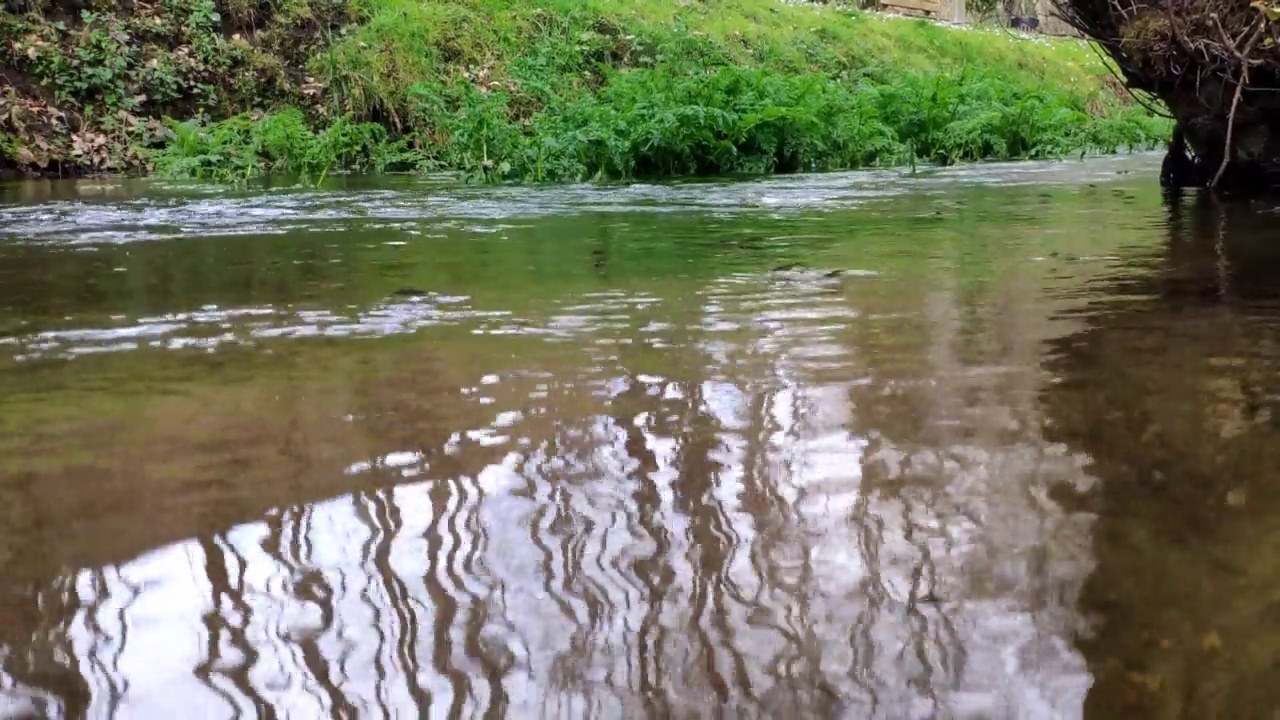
[1126,672,1163,692]
[1202,630,1223,651]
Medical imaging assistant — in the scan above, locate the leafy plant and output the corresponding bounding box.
[151,109,428,182]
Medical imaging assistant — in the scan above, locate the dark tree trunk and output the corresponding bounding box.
[1050,0,1280,193]
[1161,82,1280,192]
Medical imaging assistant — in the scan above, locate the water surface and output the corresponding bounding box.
[2,156,1279,719]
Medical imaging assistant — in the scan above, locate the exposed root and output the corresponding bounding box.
[1210,17,1264,187]
[1054,0,1280,189]
[1212,66,1248,187]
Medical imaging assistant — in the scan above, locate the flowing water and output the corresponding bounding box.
[2,156,1280,719]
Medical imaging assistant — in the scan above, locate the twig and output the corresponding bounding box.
[1213,13,1265,65]
[1111,0,1136,22]
[1214,195,1230,299]
[1130,87,1174,118]
[1166,6,1197,57]
[1209,18,1265,188]
[1212,68,1248,187]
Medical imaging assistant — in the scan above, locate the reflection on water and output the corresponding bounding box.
[2,158,1279,718]
[1044,195,1280,719]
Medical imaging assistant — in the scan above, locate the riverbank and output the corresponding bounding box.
[1,0,1168,182]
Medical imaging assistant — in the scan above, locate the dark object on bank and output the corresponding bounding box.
[1160,126,1208,190]
[5,0,83,11]
[391,287,428,297]
[1010,16,1040,31]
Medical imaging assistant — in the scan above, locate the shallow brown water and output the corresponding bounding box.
[2,157,1280,719]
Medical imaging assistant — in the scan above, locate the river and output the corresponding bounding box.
[1,155,1278,719]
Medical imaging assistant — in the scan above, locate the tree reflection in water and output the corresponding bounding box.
[1045,195,1280,719]
[9,177,1271,718]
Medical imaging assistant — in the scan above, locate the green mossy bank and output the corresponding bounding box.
[1,0,1168,183]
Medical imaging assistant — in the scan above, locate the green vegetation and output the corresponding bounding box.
[0,0,350,171]
[1,0,1168,183]
[154,110,422,181]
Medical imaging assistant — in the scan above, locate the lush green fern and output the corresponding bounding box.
[154,0,1169,183]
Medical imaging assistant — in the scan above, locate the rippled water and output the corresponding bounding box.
[3,156,1280,719]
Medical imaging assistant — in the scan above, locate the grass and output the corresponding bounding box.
[147,0,1170,183]
[317,0,1117,117]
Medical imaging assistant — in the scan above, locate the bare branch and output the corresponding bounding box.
[1212,68,1248,187]
[1210,19,1265,188]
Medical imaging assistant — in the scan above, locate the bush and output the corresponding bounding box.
[154,63,1168,183]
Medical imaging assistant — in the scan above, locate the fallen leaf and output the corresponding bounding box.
[1126,672,1163,692]
[1202,630,1222,651]
[1226,488,1247,507]
[1252,0,1280,20]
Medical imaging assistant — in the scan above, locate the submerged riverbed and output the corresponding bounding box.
[2,156,1279,719]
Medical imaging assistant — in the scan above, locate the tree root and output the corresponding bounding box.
[1210,16,1265,188]
[1054,0,1280,192]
